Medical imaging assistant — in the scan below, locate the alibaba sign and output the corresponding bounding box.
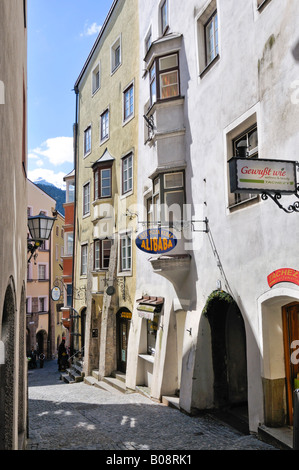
[135,228,177,254]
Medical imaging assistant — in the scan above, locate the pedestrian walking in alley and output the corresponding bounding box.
[58,339,68,371]
[39,352,45,368]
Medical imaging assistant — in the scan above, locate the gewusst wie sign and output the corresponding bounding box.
[135,228,177,254]
[267,268,299,288]
[229,158,297,194]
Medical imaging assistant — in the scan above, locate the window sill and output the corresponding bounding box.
[84,151,91,159]
[199,54,220,79]
[139,354,155,364]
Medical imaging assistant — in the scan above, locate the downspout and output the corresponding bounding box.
[70,85,79,357]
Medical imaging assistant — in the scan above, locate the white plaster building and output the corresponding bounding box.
[126,0,299,440]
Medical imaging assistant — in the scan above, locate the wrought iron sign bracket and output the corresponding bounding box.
[262,185,299,214]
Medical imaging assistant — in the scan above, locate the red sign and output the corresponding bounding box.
[267,268,299,288]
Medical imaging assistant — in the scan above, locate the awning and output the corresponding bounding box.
[136,296,164,320]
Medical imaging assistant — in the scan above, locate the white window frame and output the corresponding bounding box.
[144,26,152,56]
[64,232,73,256]
[37,263,48,281]
[121,152,133,197]
[66,178,75,203]
[83,181,90,217]
[81,243,88,276]
[118,230,132,275]
[123,81,134,124]
[100,107,109,143]
[26,296,32,315]
[92,62,101,95]
[111,35,122,74]
[84,125,92,157]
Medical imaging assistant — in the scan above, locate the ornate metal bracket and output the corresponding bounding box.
[262,186,299,214]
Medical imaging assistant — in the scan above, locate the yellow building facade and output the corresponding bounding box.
[73,0,139,379]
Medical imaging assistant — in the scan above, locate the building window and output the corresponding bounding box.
[81,244,88,275]
[147,315,159,355]
[94,239,112,270]
[92,63,100,94]
[39,297,47,313]
[84,126,91,156]
[123,83,134,122]
[257,0,271,10]
[145,28,152,55]
[120,233,132,272]
[160,0,169,35]
[122,153,133,195]
[196,0,219,76]
[149,53,180,106]
[111,36,121,73]
[229,125,258,207]
[83,182,90,216]
[38,264,47,280]
[65,232,73,256]
[94,165,112,199]
[66,179,75,203]
[66,284,72,307]
[100,109,109,142]
[149,171,185,224]
[204,11,218,66]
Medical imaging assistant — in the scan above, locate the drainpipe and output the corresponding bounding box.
[70,86,79,357]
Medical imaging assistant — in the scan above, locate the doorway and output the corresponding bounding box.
[116,308,132,373]
[282,302,299,425]
[81,308,86,357]
[205,291,248,424]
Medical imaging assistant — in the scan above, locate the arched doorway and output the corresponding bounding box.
[0,281,16,450]
[116,308,132,373]
[204,291,248,413]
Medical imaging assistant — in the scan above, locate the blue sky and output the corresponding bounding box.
[27,0,114,189]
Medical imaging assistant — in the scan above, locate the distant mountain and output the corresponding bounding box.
[35,181,66,216]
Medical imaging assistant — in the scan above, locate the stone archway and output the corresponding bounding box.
[204,291,248,410]
[0,280,16,450]
[36,329,47,356]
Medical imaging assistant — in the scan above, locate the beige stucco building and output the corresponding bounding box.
[73,0,139,379]
[0,0,28,450]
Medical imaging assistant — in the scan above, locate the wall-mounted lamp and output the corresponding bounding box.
[27,211,56,262]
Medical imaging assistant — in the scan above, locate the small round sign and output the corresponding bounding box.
[106,286,115,296]
[51,286,61,301]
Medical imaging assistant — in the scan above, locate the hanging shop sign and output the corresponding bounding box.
[51,286,61,301]
[267,268,299,288]
[229,158,297,194]
[135,228,177,254]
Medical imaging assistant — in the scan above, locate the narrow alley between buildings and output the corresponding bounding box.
[26,359,277,453]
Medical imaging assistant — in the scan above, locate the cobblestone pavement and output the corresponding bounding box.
[26,360,277,452]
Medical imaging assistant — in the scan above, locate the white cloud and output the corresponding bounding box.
[28,168,67,190]
[30,136,73,166]
[81,21,101,37]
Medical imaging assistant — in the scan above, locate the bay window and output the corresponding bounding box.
[148,171,185,225]
[94,164,112,199]
[149,52,180,106]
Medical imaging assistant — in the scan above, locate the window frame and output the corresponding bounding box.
[84,125,92,157]
[121,153,133,196]
[81,243,88,276]
[111,35,122,74]
[83,181,90,216]
[204,10,218,67]
[119,232,132,274]
[149,170,185,224]
[123,82,134,124]
[100,108,109,143]
[160,0,169,36]
[92,62,100,95]
[38,296,48,313]
[94,163,113,200]
[94,239,112,270]
[65,232,73,256]
[38,263,47,281]
[149,52,180,106]
[196,0,220,78]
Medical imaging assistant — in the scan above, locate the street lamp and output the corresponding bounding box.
[27,211,56,262]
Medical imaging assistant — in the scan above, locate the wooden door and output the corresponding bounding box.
[282,303,299,425]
